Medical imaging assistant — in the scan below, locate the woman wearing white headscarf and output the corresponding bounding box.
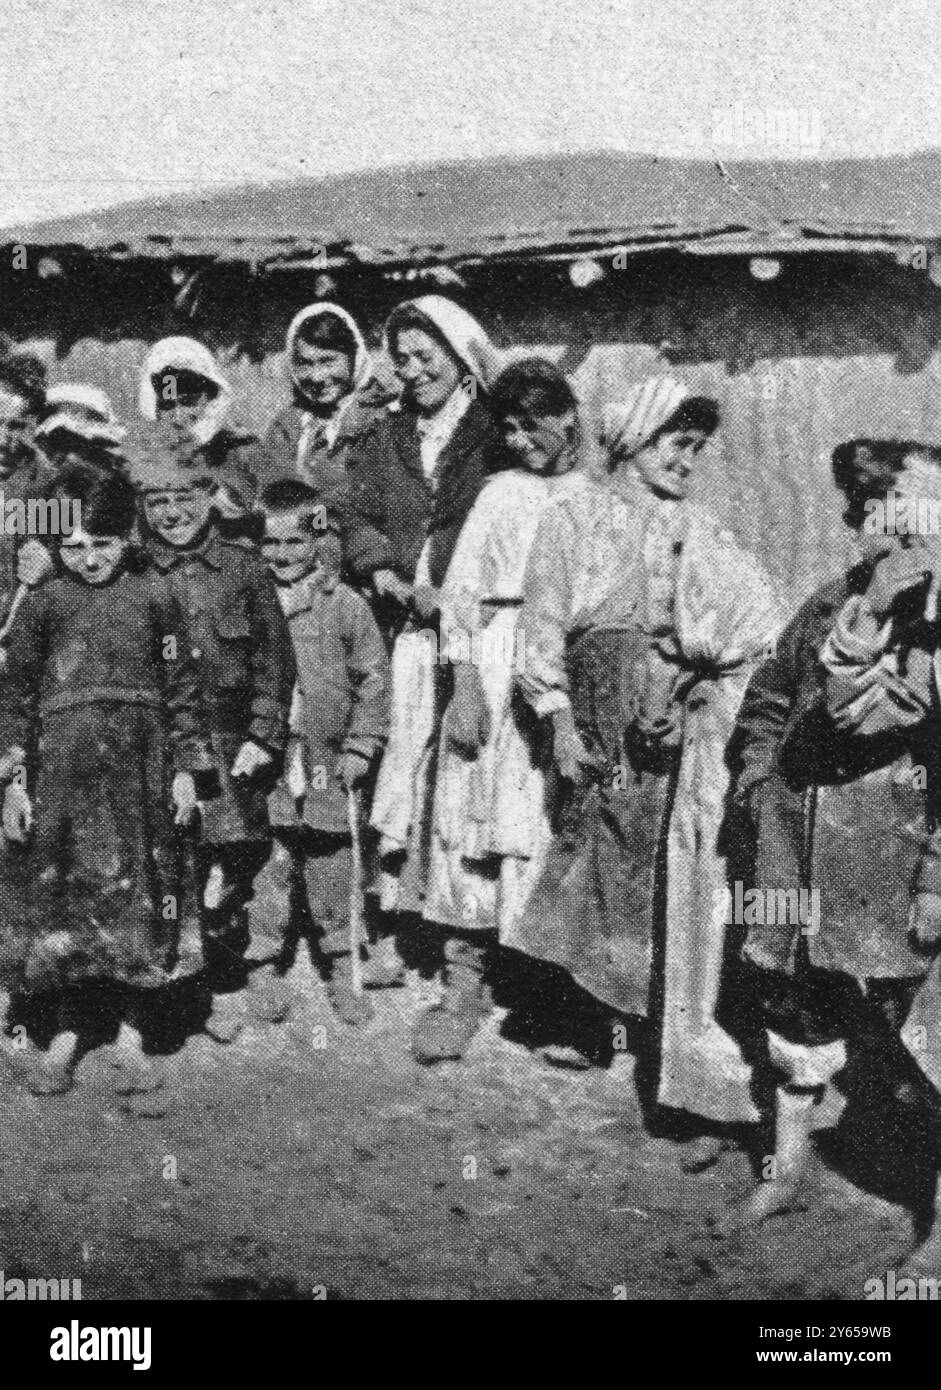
[509,377,779,1144]
[341,296,502,1019]
[139,336,262,524]
[262,302,392,495]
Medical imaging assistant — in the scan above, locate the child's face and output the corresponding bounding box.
[261,508,321,584]
[143,485,213,548]
[60,528,128,585]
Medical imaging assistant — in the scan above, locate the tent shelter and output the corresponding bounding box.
[4,149,941,599]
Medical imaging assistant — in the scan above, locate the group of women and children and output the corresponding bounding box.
[0,291,940,1272]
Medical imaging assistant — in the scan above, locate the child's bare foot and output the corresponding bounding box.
[205,993,245,1044]
[26,1031,78,1096]
[248,967,291,1024]
[111,1024,164,1095]
[326,977,374,1027]
[361,938,406,989]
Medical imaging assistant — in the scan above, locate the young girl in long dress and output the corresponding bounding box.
[0,464,209,1095]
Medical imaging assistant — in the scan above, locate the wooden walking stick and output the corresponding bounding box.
[346,786,365,997]
[0,583,28,643]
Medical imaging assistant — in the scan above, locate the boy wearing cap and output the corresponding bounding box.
[255,479,396,1023]
[132,442,296,1040]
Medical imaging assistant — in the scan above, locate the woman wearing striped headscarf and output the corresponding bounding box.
[508,376,779,1153]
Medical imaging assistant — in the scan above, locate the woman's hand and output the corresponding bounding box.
[336,751,371,790]
[551,706,596,784]
[2,783,33,842]
[447,663,491,754]
[171,771,198,826]
[373,568,413,607]
[909,891,941,952]
[230,740,273,780]
[866,544,932,621]
[411,584,441,621]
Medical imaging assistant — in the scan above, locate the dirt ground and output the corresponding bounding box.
[0,950,929,1302]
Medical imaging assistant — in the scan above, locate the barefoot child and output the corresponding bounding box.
[0,463,209,1094]
[255,480,393,1023]
[132,444,296,1040]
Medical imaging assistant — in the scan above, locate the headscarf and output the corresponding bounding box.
[284,302,371,405]
[37,382,126,448]
[138,336,232,446]
[894,452,941,510]
[600,376,691,461]
[384,295,502,394]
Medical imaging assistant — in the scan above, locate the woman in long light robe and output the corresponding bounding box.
[510,376,780,1139]
[414,360,583,1061]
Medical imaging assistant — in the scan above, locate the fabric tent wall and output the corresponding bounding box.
[4,248,941,611]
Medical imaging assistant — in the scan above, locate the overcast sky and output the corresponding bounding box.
[1,0,939,227]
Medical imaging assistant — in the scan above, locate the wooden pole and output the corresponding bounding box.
[346,787,365,997]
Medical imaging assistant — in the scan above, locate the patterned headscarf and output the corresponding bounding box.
[600,376,691,460]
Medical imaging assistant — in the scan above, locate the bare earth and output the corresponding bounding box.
[0,956,920,1301]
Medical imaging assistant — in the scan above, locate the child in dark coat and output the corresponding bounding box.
[253,480,394,1024]
[131,444,296,1040]
[0,464,210,1095]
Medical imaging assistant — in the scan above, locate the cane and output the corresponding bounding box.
[0,583,28,644]
[346,787,365,997]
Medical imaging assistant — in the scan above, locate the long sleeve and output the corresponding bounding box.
[673,513,780,676]
[0,587,48,769]
[514,499,578,718]
[439,487,493,661]
[247,563,297,753]
[819,594,931,736]
[340,429,394,582]
[150,579,213,773]
[731,618,802,810]
[340,588,390,758]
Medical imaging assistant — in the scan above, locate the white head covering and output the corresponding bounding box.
[385,294,501,394]
[37,382,126,446]
[138,336,232,446]
[600,376,691,460]
[895,452,941,508]
[284,302,371,403]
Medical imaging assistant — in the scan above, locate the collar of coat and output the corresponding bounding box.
[386,396,493,484]
[276,565,339,616]
[148,528,225,572]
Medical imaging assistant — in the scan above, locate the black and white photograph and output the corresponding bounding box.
[1,0,940,1339]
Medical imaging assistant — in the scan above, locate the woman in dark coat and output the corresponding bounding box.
[727,439,941,1270]
[138,336,264,531]
[341,296,502,1044]
[340,294,503,633]
[261,302,392,496]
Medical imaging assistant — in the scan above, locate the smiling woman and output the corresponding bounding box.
[508,375,779,1135]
